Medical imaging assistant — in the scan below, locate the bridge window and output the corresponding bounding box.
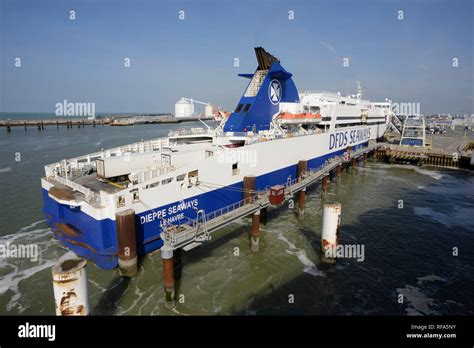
[133,192,139,202]
[244,104,251,112]
[177,174,186,181]
[161,178,173,185]
[235,104,243,112]
[117,195,125,207]
[232,162,239,175]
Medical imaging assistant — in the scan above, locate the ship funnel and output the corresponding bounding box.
[223,47,300,133]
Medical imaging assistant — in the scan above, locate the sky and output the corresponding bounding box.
[0,0,473,115]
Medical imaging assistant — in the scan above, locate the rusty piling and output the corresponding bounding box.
[260,207,267,225]
[321,174,329,194]
[173,248,182,280]
[52,257,89,316]
[161,247,175,309]
[251,210,260,252]
[243,175,256,204]
[320,203,341,264]
[115,209,138,277]
[336,164,342,178]
[297,160,307,219]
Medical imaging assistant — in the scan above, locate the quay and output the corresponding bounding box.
[375,129,474,169]
[0,115,215,131]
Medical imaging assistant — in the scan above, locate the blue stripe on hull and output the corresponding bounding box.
[42,142,368,269]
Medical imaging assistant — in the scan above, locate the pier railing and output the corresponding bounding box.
[161,194,267,249]
[161,143,382,250]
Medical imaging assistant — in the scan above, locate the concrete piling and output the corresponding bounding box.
[251,210,260,252]
[161,247,175,309]
[320,203,341,264]
[52,257,89,316]
[115,209,138,277]
[24,122,27,131]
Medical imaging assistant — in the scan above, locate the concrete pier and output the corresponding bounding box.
[52,258,89,316]
[115,209,138,277]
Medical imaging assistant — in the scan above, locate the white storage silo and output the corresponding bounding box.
[205,103,213,117]
[175,98,193,118]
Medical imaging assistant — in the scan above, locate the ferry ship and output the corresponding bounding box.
[41,48,391,269]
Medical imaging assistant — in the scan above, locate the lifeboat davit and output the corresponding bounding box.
[276,112,322,124]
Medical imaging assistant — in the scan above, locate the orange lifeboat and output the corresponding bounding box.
[277,112,321,124]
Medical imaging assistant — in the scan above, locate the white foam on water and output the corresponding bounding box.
[277,234,323,277]
[413,206,474,228]
[0,220,74,312]
[2,250,76,312]
[417,275,448,284]
[413,167,443,180]
[396,285,437,315]
[379,163,444,180]
[0,167,12,173]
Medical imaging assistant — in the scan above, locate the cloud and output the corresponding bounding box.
[320,40,336,53]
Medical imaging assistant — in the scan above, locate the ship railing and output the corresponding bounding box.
[129,165,176,185]
[51,175,101,204]
[168,128,212,137]
[44,136,172,178]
